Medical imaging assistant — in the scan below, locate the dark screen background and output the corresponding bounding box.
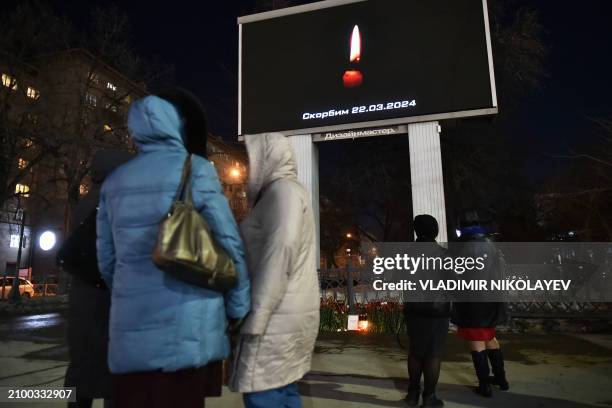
[240,0,494,135]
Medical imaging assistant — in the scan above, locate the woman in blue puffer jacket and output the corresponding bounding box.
[96,90,250,408]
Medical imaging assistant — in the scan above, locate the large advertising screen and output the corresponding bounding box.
[239,0,498,136]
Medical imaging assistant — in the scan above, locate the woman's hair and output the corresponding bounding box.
[156,87,208,158]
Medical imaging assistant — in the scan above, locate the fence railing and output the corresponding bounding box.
[32,284,58,297]
[318,267,612,319]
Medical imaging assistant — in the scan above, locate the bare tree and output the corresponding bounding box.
[1,2,173,232]
[544,118,612,240]
[0,1,70,210]
[441,1,548,237]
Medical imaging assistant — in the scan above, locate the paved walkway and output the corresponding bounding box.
[0,332,611,407]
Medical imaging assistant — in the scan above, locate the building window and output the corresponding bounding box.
[90,73,100,84]
[23,138,34,148]
[10,235,20,249]
[26,86,40,99]
[103,124,112,132]
[15,183,30,197]
[105,103,118,113]
[85,93,97,107]
[106,82,117,92]
[124,94,132,104]
[79,183,89,196]
[2,73,17,90]
[17,158,28,170]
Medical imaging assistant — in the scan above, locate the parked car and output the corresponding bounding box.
[0,277,35,300]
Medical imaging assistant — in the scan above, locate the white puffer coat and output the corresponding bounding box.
[230,133,320,393]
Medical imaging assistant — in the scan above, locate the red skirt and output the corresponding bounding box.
[457,327,496,341]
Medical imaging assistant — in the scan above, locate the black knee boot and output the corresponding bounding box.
[487,348,509,390]
[471,351,492,397]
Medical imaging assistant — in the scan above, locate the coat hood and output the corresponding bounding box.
[127,95,186,152]
[72,149,133,229]
[244,133,297,205]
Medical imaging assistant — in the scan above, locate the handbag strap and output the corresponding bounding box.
[176,154,193,204]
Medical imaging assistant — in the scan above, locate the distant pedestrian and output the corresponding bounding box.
[97,91,250,408]
[63,149,132,408]
[230,133,320,408]
[403,214,450,407]
[451,226,509,397]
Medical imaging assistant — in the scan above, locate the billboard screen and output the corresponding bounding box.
[239,0,497,136]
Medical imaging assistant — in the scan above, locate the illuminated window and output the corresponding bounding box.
[17,158,28,170]
[85,93,97,107]
[90,73,100,84]
[23,138,34,148]
[15,184,30,197]
[103,124,112,132]
[124,94,131,104]
[1,73,17,90]
[106,82,117,91]
[79,184,89,196]
[10,235,20,249]
[26,87,40,99]
[105,103,118,113]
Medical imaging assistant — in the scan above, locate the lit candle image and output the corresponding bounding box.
[343,25,363,88]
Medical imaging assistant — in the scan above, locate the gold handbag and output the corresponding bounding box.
[152,154,237,292]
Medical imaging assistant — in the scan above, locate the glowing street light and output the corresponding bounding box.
[39,231,57,251]
[229,167,241,179]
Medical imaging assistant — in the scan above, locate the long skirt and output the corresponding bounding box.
[113,361,222,408]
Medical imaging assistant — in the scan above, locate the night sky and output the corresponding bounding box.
[19,1,612,166]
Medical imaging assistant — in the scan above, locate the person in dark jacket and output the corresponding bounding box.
[96,91,250,408]
[451,226,509,397]
[403,215,450,407]
[64,149,133,408]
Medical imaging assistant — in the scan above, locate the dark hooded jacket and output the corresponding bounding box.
[64,149,132,399]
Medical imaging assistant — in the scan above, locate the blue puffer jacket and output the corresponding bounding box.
[96,95,250,374]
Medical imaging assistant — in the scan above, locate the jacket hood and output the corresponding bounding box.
[244,133,297,205]
[128,95,186,152]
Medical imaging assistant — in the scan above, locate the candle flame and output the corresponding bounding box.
[350,25,361,62]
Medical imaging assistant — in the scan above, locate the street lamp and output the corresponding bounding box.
[229,166,241,180]
[39,231,57,251]
[9,193,26,303]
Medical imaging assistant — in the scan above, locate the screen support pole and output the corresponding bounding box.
[408,121,449,243]
[288,134,321,265]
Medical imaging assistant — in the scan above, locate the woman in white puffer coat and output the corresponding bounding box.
[231,133,320,408]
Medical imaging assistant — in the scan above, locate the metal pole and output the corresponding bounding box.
[346,261,355,314]
[10,204,25,304]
